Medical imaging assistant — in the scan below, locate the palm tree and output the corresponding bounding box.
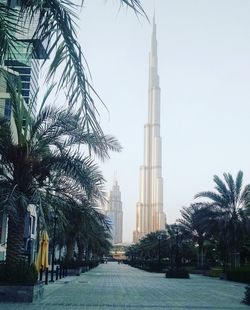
[195,171,250,268]
[179,204,211,268]
[57,197,111,262]
[0,75,121,266]
[0,0,146,135]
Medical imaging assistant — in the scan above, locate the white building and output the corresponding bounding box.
[133,17,166,242]
[106,179,123,244]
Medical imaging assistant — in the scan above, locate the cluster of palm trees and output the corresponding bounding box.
[127,171,250,270]
[0,0,145,270]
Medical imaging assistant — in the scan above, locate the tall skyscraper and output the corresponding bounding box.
[106,178,123,244]
[133,17,166,243]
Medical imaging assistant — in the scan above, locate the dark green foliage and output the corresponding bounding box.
[144,261,162,272]
[165,268,190,279]
[242,285,250,305]
[0,262,38,285]
[61,260,81,269]
[206,268,223,277]
[195,171,250,269]
[88,261,99,269]
[60,259,99,270]
[226,267,250,284]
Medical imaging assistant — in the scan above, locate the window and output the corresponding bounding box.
[31,216,35,234]
[4,100,12,120]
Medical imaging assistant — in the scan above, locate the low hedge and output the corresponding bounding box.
[127,260,165,272]
[61,260,81,269]
[242,285,250,305]
[88,261,99,269]
[165,268,190,279]
[226,267,250,284]
[0,261,38,285]
[206,268,223,277]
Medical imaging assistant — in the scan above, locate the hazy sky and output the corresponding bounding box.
[60,0,250,242]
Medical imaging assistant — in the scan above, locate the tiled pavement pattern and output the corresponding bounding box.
[1,262,249,310]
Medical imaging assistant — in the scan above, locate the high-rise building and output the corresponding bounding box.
[133,17,166,243]
[106,178,123,244]
[0,0,47,119]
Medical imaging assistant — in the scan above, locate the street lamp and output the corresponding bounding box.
[50,212,58,282]
[157,233,163,270]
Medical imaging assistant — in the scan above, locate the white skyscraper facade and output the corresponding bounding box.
[106,179,123,244]
[133,17,166,242]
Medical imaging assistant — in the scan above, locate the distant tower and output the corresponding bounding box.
[133,16,166,242]
[106,177,123,244]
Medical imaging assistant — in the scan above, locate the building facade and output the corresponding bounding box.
[106,179,123,244]
[133,17,166,243]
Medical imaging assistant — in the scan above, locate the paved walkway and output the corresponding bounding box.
[1,262,249,309]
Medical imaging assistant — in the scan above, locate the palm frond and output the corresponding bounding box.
[235,170,243,203]
[119,0,147,17]
[195,191,226,207]
[0,3,21,63]
[213,175,230,202]
[18,0,147,136]
[223,172,236,208]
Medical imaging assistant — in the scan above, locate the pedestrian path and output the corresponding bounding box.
[1,262,248,309]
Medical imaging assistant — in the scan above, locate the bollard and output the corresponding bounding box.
[45,267,49,285]
[59,266,62,279]
[62,267,65,278]
[39,268,43,282]
[56,266,59,280]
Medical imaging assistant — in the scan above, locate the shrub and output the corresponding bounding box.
[242,285,250,305]
[61,260,81,269]
[226,266,250,284]
[209,268,223,277]
[165,268,190,279]
[144,261,162,272]
[0,261,38,285]
[88,260,99,269]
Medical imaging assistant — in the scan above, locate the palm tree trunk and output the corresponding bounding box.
[65,239,74,261]
[231,220,240,268]
[198,245,204,268]
[6,210,25,265]
[77,238,84,263]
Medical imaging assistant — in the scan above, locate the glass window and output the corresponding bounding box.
[31,216,35,234]
[22,82,30,89]
[21,89,30,97]
[4,99,12,120]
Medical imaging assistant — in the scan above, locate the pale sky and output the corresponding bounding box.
[46,0,250,242]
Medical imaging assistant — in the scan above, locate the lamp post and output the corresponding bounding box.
[157,234,163,270]
[50,213,58,282]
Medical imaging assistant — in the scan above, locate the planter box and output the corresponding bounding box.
[0,282,44,302]
[67,267,82,276]
[81,266,89,273]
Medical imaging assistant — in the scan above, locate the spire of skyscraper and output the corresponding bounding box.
[133,16,166,242]
[106,178,123,244]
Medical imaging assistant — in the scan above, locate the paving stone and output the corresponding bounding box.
[0,262,248,309]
